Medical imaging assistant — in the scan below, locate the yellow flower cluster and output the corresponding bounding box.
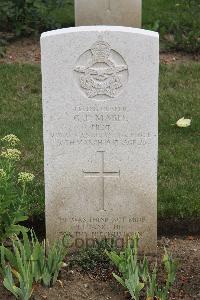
[18,172,35,184]
[1,134,20,147]
[1,149,21,161]
[0,168,6,180]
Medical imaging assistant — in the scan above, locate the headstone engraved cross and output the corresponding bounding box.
[106,0,111,12]
[83,151,120,211]
[41,26,159,253]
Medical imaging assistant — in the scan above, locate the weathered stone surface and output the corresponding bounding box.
[41,26,159,253]
[75,0,142,28]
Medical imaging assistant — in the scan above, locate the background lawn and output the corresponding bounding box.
[0,62,199,220]
[0,0,199,54]
[51,0,200,53]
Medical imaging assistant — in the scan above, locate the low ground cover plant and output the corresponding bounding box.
[0,0,69,57]
[143,0,200,53]
[0,231,69,299]
[106,233,177,300]
[70,237,116,271]
[0,0,67,37]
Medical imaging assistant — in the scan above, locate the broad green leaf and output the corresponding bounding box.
[112,272,126,288]
[14,215,28,223]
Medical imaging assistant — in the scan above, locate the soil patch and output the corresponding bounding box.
[0,38,40,65]
[160,52,199,65]
[0,236,199,299]
[0,37,199,65]
[158,218,200,236]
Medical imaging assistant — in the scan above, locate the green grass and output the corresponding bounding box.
[0,64,44,215]
[142,0,200,52]
[158,63,200,217]
[0,63,199,219]
[50,0,74,27]
[143,0,190,30]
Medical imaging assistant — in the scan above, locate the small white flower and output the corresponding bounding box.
[1,148,21,161]
[1,134,20,147]
[62,262,67,268]
[176,117,191,128]
[18,172,35,184]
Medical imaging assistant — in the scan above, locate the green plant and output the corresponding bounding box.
[0,231,69,298]
[106,234,178,300]
[0,234,34,300]
[0,38,8,58]
[170,0,200,53]
[143,0,200,53]
[0,0,66,36]
[37,234,69,287]
[0,134,36,243]
[70,237,115,271]
[146,261,174,300]
[106,233,145,300]
[2,264,33,300]
[163,247,177,290]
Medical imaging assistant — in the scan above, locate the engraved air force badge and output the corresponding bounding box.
[74,38,128,100]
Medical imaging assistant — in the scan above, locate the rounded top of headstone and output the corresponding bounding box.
[40,26,159,40]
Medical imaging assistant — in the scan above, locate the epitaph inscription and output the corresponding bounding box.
[41,27,159,253]
[74,38,128,99]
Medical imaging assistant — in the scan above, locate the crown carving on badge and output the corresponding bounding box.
[90,37,111,62]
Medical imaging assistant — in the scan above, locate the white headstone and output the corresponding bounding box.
[75,0,142,28]
[41,26,159,253]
